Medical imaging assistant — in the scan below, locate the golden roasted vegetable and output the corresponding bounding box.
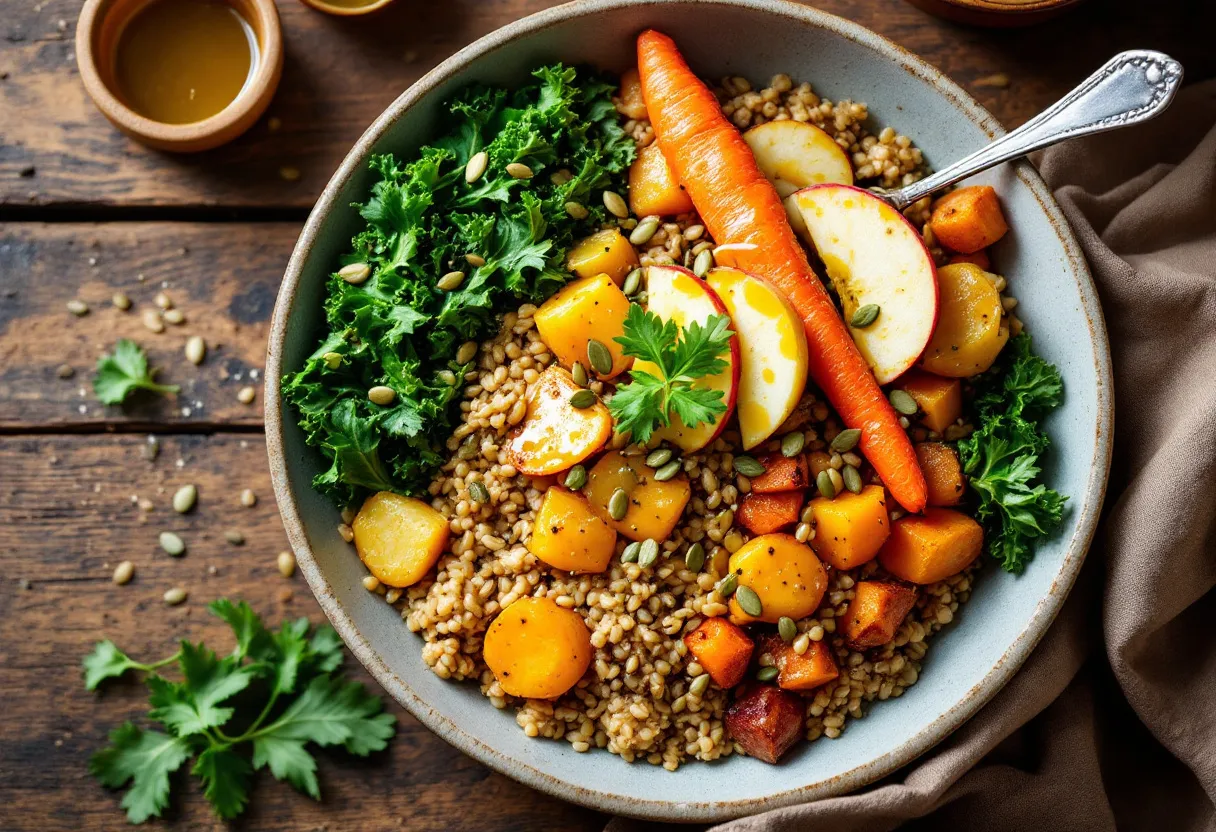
[841,581,918,649]
[505,365,612,476]
[725,684,804,764]
[683,617,753,689]
[921,263,1009,378]
[748,452,810,494]
[483,596,592,699]
[728,533,827,624]
[916,442,966,507]
[879,508,983,584]
[930,185,1009,254]
[528,487,617,574]
[807,485,890,571]
[900,370,962,435]
[352,491,449,588]
[566,229,639,286]
[758,633,838,692]
[629,143,695,217]
[534,273,632,379]
[616,68,648,120]
[736,491,804,536]
[583,450,691,541]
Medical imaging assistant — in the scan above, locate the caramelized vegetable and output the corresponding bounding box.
[879,508,983,584]
[725,684,805,764]
[616,68,648,120]
[841,581,918,649]
[948,249,991,270]
[583,449,691,541]
[505,365,612,476]
[352,491,449,588]
[528,487,617,573]
[483,596,592,699]
[629,143,695,217]
[727,533,827,624]
[736,491,804,536]
[930,185,1009,254]
[748,452,810,494]
[921,263,1009,378]
[915,442,965,507]
[807,485,890,571]
[534,273,632,378]
[566,228,639,286]
[684,617,754,688]
[900,369,962,435]
[758,633,838,692]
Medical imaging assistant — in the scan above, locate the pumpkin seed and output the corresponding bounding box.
[603,190,629,218]
[456,341,479,365]
[756,665,779,682]
[184,336,207,365]
[716,572,738,598]
[633,290,648,305]
[171,484,197,514]
[277,551,296,578]
[338,262,371,285]
[830,428,862,453]
[564,465,587,490]
[438,369,457,386]
[629,217,660,246]
[225,529,245,545]
[112,560,135,586]
[163,308,185,326]
[464,253,486,267]
[468,481,490,504]
[735,585,763,617]
[66,299,89,316]
[112,292,131,311]
[645,448,673,468]
[608,487,629,521]
[571,361,589,388]
[689,673,711,697]
[586,339,613,375]
[163,587,188,606]
[506,162,533,180]
[159,531,186,557]
[237,386,256,405]
[465,151,488,183]
[843,464,863,494]
[684,542,705,572]
[621,541,641,563]
[437,271,465,291]
[654,460,682,482]
[889,389,919,416]
[816,469,836,499]
[693,249,713,277]
[368,385,396,406]
[638,538,660,568]
[240,489,257,507]
[778,616,797,642]
[850,304,881,328]
[564,201,589,219]
[569,389,598,409]
[622,268,643,297]
[733,455,767,477]
[780,432,805,458]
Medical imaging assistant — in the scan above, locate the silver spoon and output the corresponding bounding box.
[877,50,1184,212]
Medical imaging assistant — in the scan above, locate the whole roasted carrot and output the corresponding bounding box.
[636,29,927,513]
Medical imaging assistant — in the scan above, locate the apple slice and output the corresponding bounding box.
[705,267,808,450]
[635,265,740,453]
[792,184,938,385]
[743,120,854,199]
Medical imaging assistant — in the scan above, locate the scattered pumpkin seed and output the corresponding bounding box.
[571,361,589,388]
[632,290,648,305]
[564,465,587,490]
[159,531,185,557]
[468,481,490,504]
[842,464,863,494]
[689,673,711,697]
[850,304,881,328]
[368,385,396,406]
[155,291,174,309]
[505,162,534,179]
[684,542,705,572]
[163,587,187,606]
[338,262,371,285]
[185,335,207,365]
[827,467,844,494]
[733,455,767,477]
[224,529,245,545]
[645,448,673,468]
[464,253,486,267]
[816,469,836,499]
[693,249,713,277]
[608,487,629,521]
[735,585,763,617]
[586,339,613,375]
[569,389,598,409]
[780,432,805,458]
[778,616,797,642]
[277,551,296,578]
[629,217,660,246]
[437,370,457,386]
[622,268,643,297]
[171,484,197,514]
[66,299,89,316]
[564,201,589,219]
[621,541,641,563]
[56,364,75,379]
[603,190,629,218]
[638,538,660,568]
[465,151,488,183]
[830,428,862,453]
[112,292,131,311]
[890,389,919,416]
[437,271,465,291]
[240,489,257,508]
[237,386,256,404]
[654,460,682,482]
[456,341,479,365]
[142,309,165,333]
[715,572,738,598]
[756,665,780,682]
[550,169,573,186]
[112,560,135,586]
[163,308,185,325]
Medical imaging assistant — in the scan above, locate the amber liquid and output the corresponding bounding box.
[317,0,382,8]
[114,0,257,125]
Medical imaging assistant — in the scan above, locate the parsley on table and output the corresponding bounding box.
[84,600,395,824]
[607,303,735,444]
[93,339,179,405]
[958,333,1067,572]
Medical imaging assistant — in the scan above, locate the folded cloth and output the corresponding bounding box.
[607,79,1216,832]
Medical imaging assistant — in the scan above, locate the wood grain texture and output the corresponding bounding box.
[2,0,1210,209]
[0,433,606,832]
[0,222,298,430]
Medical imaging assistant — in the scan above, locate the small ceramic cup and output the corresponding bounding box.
[76,0,283,152]
[295,0,397,17]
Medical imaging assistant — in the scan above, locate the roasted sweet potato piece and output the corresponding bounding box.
[748,453,809,494]
[841,581,918,649]
[629,144,695,217]
[725,684,805,764]
[736,491,804,535]
[879,508,983,584]
[684,617,754,689]
[758,634,839,692]
[915,442,965,507]
[930,185,1009,254]
[900,370,962,436]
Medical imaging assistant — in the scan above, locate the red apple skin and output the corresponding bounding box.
[643,265,741,453]
[792,183,939,384]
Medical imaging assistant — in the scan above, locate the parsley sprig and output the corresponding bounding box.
[607,303,734,444]
[84,600,396,824]
[93,339,179,405]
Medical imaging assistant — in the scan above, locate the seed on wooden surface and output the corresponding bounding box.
[608,488,629,521]
[237,386,257,404]
[172,484,197,514]
[735,585,763,617]
[684,542,706,572]
[437,271,465,291]
[66,299,90,316]
[505,162,534,179]
[159,532,185,557]
[141,309,164,333]
[163,587,187,606]
[279,166,301,182]
[778,616,797,642]
[338,262,371,285]
[645,449,673,468]
[890,389,919,416]
[112,560,135,586]
[456,341,479,365]
[816,469,836,499]
[153,292,172,310]
[162,308,184,325]
[464,253,486,267]
[830,428,862,453]
[277,551,296,578]
[465,151,488,183]
[468,481,490,504]
[756,665,779,682]
[569,389,598,409]
[111,292,131,311]
[224,529,245,545]
[239,489,257,508]
[142,436,160,461]
[564,201,589,219]
[367,385,395,406]
[781,432,805,458]
[603,190,629,218]
[564,465,587,490]
[689,673,711,697]
[56,364,75,379]
[733,455,766,477]
[184,336,206,365]
[571,362,589,388]
[586,339,613,375]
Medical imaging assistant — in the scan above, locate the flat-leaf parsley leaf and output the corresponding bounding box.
[94,339,179,405]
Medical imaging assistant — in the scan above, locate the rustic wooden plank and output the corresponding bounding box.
[3,0,1209,209]
[0,222,300,429]
[0,433,606,831]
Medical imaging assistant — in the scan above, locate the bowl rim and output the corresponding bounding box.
[265,0,1113,820]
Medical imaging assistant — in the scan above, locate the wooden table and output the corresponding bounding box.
[0,0,1205,828]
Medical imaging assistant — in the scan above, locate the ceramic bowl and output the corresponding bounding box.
[903,0,1086,27]
[266,0,1112,821]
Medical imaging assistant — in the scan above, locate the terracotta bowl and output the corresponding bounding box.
[904,0,1087,26]
[265,0,1112,821]
[75,0,283,152]
[295,0,397,17]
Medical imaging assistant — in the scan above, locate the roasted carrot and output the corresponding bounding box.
[636,30,926,513]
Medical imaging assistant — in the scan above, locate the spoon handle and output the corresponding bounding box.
[884,50,1184,211]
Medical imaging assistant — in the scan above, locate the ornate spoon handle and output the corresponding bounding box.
[881,50,1183,212]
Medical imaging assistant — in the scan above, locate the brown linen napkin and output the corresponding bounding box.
[607,79,1216,832]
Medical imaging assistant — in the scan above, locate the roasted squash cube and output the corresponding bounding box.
[900,370,962,435]
[583,450,690,542]
[758,633,839,692]
[483,596,592,699]
[879,508,983,584]
[684,617,754,689]
[736,491,804,535]
[841,581,918,649]
[528,487,617,574]
[566,229,638,286]
[505,366,612,476]
[534,273,632,379]
[915,442,965,507]
[353,492,450,588]
[808,485,890,570]
[725,684,805,764]
[629,144,695,217]
[728,533,827,625]
[748,453,810,494]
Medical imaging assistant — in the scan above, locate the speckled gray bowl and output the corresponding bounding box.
[266,0,1112,821]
